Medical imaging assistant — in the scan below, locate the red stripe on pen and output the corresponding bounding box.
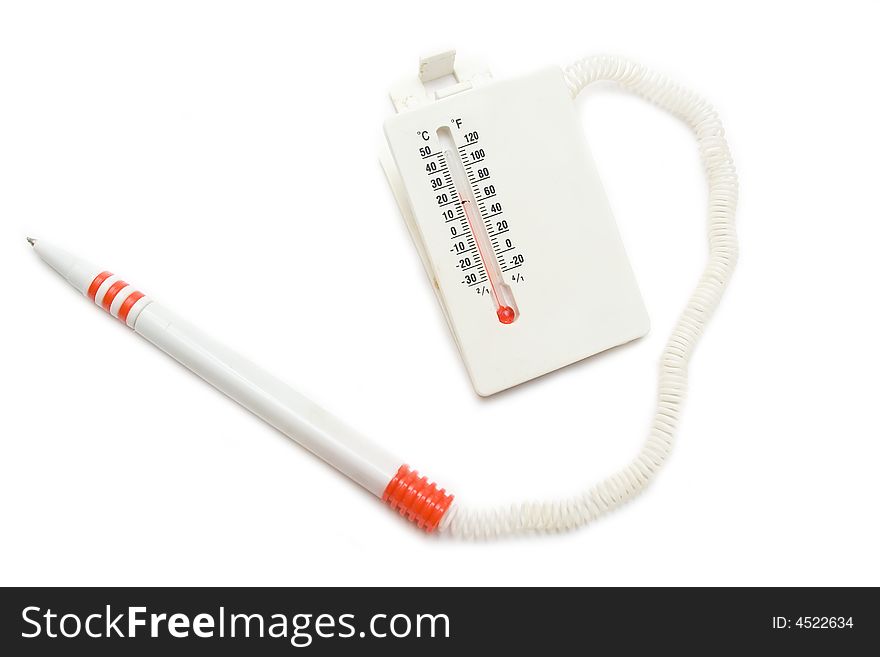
[87,271,113,301]
[101,280,129,312]
[118,291,145,323]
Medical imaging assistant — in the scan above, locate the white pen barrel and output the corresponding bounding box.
[133,302,402,497]
[33,239,455,532]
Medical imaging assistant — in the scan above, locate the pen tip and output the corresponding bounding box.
[26,237,37,246]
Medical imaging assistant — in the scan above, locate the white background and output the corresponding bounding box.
[1,1,878,587]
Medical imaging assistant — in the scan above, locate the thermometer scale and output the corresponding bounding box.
[432,124,520,324]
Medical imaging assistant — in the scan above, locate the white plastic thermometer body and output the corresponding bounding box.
[31,239,454,532]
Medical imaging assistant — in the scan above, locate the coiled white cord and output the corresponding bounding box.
[442,55,739,538]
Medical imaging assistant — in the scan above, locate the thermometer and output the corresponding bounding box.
[382,52,650,396]
[436,126,518,325]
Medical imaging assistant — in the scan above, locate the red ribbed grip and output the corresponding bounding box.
[382,465,453,533]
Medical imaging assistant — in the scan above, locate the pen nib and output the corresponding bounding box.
[26,237,36,246]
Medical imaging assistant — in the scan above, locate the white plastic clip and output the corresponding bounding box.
[389,49,492,113]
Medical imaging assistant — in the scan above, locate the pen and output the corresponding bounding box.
[28,238,454,532]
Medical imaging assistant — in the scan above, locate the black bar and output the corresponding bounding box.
[1,587,876,655]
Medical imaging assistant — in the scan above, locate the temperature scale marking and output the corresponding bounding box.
[431,126,524,324]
